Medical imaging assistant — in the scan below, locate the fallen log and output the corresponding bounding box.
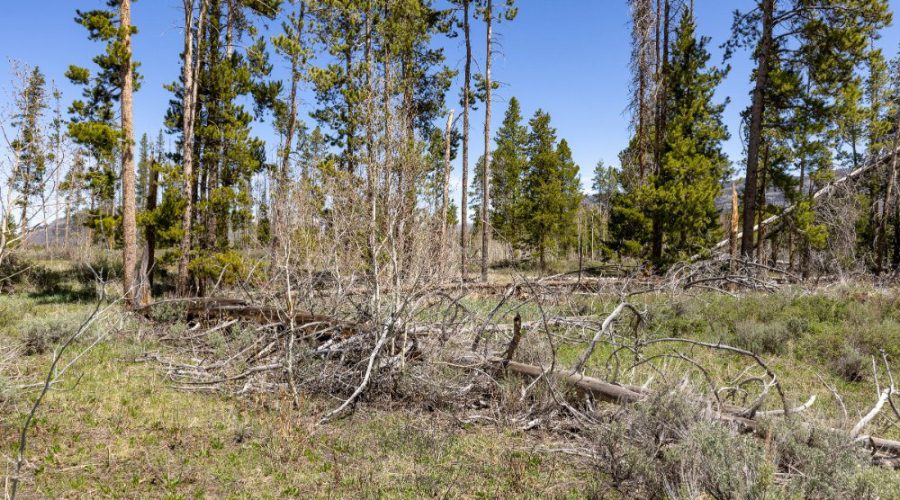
[494,356,644,404]
[483,356,900,461]
[137,298,361,339]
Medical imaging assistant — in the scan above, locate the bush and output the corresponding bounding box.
[664,422,773,499]
[590,387,774,499]
[0,373,12,405]
[832,347,867,382]
[732,319,793,355]
[766,421,881,499]
[188,250,259,287]
[21,314,84,356]
[147,302,188,323]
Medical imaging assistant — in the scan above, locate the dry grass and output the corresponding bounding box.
[4,280,900,497]
[0,295,596,498]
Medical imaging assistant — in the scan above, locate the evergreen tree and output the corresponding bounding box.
[728,0,891,258]
[66,3,141,254]
[10,67,50,237]
[448,0,475,281]
[489,96,528,248]
[522,110,581,270]
[591,160,618,213]
[136,132,150,206]
[645,10,729,263]
[591,159,618,246]
[309,0,366,172]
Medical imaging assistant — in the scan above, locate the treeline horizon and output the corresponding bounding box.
[1,0,900,307]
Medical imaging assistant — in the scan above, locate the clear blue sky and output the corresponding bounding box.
[2,0,899,206]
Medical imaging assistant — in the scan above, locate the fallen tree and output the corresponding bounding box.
[708,144,900,256]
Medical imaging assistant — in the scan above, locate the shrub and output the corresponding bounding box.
[766,421,880,499]
[832,347,867,382]
[21,314,84,356]
[188,250,262,288]
[591,387,774,499]
[732,319,792,355]
[664,421,773,499]
[0,373,12,405]
[147,302,188,323]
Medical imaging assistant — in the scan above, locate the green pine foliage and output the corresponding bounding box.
[522,111,582,269]
[66,5,140,247]
[9,66,50,235]
[489,97,528,248]
[612,9,730,265]
[646,10,730,263]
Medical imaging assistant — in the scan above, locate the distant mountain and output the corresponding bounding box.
[715,169,851,211]
[24,213,88,246]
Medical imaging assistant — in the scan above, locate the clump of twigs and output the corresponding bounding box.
[138,261,900,498]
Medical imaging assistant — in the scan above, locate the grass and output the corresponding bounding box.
[461,286,900,439]
[1,293,595,498]
[4,273,900,497]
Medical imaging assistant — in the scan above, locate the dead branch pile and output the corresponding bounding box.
[137,268,900,482]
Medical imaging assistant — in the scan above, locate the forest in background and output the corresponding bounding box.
[3,0,900,498]
[0,0,899,289]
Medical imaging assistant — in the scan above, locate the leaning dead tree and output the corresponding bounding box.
[709,143,900,258]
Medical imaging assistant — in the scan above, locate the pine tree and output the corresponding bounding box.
[120,0,138,308]
[67,2,141,265]
[489,96,528,248]
[450,0,474,281]
[523,110,581,270]
[728,0,891,258]
[646,9,729,263]
[10,67,49,238]
[309,0,366,173]
[272,0,308,249]
[591,159,618,245]
[475,0,516,281]
[175,0,207,297]
[136,133,150,212]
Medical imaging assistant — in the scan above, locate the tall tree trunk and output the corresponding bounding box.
[177,0,207,296]
[63,192,71,248]
[876,111,900,274]
[729,182,739,272]
[345,48,356,173]
[441,110,454,253]
[139,157,159,306]
[19,201,28,244]
[740,0,774,257]
[365,3,378,281]
[480,0,492,282]
[274,1,304,254]
[460,0,471,282]
[120,0,138,309]
[382,54,393,238]
[756,142,769,263]
[892,204,900,270]
[650,0,669,266]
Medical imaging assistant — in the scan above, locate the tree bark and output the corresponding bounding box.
[460,0,471,282]
[177,0,207,297]
[740,0,774,257]
[120,0,138,309]
[756,142,769,263]
[480,0,492,282]
[138,155,159,306]
[729,182,739,271]
[365,2,378,284]
[876,110,900,274]
[441,110,454,253]
[650,0,669,266]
